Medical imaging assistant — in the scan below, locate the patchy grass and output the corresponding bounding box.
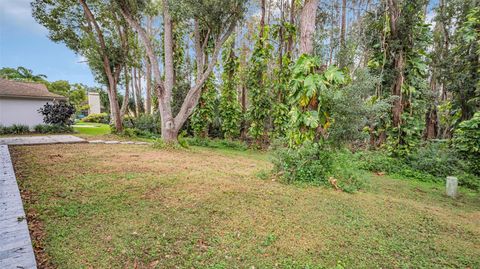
[73,122,111,136]
[11,144,480,268]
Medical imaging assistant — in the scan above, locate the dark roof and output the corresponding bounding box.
[0,78,67,100]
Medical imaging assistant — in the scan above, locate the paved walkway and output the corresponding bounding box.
[0,135,86,146]
[0,145,37,268]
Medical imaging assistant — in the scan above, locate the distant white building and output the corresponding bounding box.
[0,78,66,128]
[87,92,101,114]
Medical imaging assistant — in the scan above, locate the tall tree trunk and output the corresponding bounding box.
[391,50,404,129]
[278,0,285,70]
[425,71,438,139]
[133,67,140,116]
[161,0,176,141]
[260,0,266,39]
[135,67,142,115]
[119,0,237,142]
[145,16,153,115]
[286,0,295,55]
[120,65,129,117]
[79,0,122,131]
[340,0,346,48]
[118,4,169,138]
[387,0,404,129]
[145,58,152,114]
[240,43,248,140]
[130,67,136,117]
[107,85,122,130]
[299,0,319,55]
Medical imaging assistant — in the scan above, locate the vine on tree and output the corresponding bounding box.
[190,73,217,137]
[247,26,273,144]
[219,37,242,139]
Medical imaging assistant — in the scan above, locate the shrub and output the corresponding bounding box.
[0,124,30,134]
[135,114,161,134]
[34,124,73,134]
[81,113,109,123]
[272,142,365,192]
[458,173,480,191]
[405,141,465,178]
[123,113,161,135]
[12,124,30,134]
[355,150,402,174]
[120,128,136,138]
[38,101,75,126]
[273,142,334,184]
[453,112,480,175]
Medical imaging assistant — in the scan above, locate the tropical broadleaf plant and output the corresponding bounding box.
[287,54,347,147]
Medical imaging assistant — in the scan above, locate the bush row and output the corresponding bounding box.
[0,124,73,135]
[81,113,109,124]
[34,124,74,134]
[0,124,30,135]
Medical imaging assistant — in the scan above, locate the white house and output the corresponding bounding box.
[0,78,67,128]
[87,91,101,114]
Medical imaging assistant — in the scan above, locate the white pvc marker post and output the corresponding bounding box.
[446,176,458,198]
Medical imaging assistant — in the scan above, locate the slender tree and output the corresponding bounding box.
[116,0,245,142]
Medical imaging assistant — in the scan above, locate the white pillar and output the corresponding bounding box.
[446,176,458,198]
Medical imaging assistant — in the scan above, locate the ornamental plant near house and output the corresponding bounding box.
[38,101,76,126]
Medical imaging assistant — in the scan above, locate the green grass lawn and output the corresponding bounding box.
[73,122,111,136]
[11,144,480,268]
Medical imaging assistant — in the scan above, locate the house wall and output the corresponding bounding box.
[87,92,101,114]
[0,97,50,128]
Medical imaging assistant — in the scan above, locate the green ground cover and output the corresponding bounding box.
[73,122,111,136]
[10,144,480,268]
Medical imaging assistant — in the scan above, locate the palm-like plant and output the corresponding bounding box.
[0,66,47,82]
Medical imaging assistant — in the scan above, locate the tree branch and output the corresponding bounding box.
[174,20,237,128]
[79,0,114,87]
[117,3,165,98]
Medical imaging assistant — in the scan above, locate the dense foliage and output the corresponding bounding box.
[38,101,76,126]
[190,74,217,137]
[122,113,161,137]
[219,37,242,139]
[453,112,480,175]
[273,142,365,192]
[247,27,272,144]
[288,54,346,146]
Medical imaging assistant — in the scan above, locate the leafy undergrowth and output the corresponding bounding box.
[11,144,480,268]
